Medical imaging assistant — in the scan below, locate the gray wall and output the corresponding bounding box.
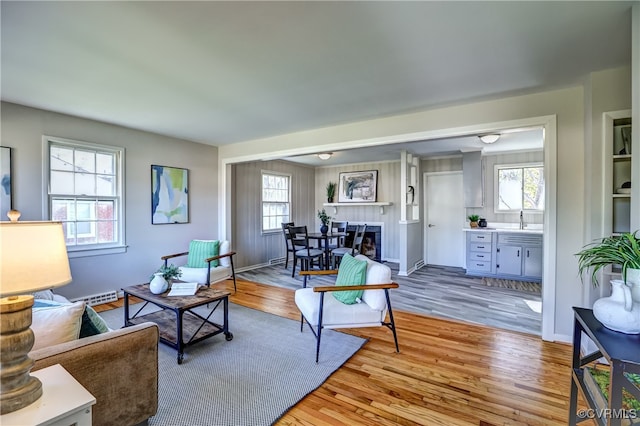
[232,160,316,268]
[315,160,401,261]
[1,102,219,300]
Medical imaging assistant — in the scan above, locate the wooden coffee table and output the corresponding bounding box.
[122,283,233,364]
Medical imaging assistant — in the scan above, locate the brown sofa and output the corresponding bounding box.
[30,322,159,426]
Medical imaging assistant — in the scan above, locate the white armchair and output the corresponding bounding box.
[161,240,237,292]
[295,254,399,362]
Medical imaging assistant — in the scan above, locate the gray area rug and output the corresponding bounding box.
[100,303,366,426]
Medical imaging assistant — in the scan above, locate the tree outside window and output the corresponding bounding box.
[496,164,544,212]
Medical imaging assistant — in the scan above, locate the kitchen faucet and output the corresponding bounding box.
[519,211,524,230]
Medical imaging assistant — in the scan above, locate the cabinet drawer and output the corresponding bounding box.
[467,261,491,272]
[470,233,492,243]
[470,252,491,261]
[470,242,492,252]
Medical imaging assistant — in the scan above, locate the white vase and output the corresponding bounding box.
[593,279,640,334]
[149,273,168,294]
[624,268,640,303]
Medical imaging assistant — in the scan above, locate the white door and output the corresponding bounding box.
[424,172,464,267]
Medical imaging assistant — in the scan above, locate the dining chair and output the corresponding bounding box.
[289,225,325,278]
[328,221,349,250]
[281,222,303,269]
[331,224,367,269]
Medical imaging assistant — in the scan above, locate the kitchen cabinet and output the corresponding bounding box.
[496,245,522,276]
[466,230,542,282]
[523,246,543,279]
[465,231,495,275]
[496,233,543,281]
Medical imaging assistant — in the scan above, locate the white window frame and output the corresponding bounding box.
[261,171,291,234]
[494,162,544,214]
[43,136,126,258]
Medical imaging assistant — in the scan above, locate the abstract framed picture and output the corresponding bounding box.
[0,146,12,220]
[151,165,189,224]
[338,170,378,202]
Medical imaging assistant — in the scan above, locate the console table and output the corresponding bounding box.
[568,307,640,425]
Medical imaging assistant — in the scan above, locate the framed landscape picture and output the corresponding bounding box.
[338,170,378,202]
[151,165,189,224]
[0,147,11,219]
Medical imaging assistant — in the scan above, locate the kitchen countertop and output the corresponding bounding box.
[463,227,543,234]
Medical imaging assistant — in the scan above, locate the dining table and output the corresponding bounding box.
[306,231,348,269]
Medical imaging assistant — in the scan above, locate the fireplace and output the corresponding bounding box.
[344,224,382,263]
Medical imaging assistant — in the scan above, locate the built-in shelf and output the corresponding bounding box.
[323,202,392,215]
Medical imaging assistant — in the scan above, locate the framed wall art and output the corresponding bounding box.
[0,146,12,219]
[151,165,189,224]
[338,170,378,202]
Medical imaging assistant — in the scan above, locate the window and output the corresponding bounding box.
[495,163,544,212]
[46,137,125,255]
[261,172,290,232]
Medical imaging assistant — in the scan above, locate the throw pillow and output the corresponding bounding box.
[79,305,112,338]
[333,253,367,305]
[31,301,85,351]
[187,240,220,268]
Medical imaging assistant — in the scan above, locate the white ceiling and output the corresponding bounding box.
[0,1,633,164]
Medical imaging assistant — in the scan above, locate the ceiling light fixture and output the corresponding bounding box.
[317,153,332,160]
[479,134,500,144]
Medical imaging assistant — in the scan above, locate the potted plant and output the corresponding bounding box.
[576,231,640,333]
[149,264,183,293]
[467,214,480,228]
[317,208,332,235]
[576,231,640,289]
[326,181,337,203]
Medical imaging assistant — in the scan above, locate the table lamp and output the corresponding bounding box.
[0,210,72,414]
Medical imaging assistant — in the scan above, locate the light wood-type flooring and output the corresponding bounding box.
[237,262,542,335]
[95,279,587,425]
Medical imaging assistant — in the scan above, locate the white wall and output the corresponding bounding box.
[219,84,599,339]
[1,102,219,300]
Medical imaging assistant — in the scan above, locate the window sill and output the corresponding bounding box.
[67,245,128,259]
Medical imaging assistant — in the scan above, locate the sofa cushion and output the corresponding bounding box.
[32,300,85,351]
[295,287,384,327]
[187,240,220,268]
[333,253,367,305]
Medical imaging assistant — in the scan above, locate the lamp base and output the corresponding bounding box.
[0,295,43,414]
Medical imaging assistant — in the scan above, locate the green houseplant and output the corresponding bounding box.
[467,214,480,228]
[326,181,337,203]
[317,208,332,235]
[576,231,640,287]
[151,263,182,282]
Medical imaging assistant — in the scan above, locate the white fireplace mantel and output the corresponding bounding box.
[323,202,392,215]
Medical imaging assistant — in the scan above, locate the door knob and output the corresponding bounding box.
[428,224,435,227]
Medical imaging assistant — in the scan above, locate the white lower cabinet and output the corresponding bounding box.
[466,230,542,282]
[496,245,522,276]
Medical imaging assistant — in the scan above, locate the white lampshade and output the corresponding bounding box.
[317,153,332,160]
[0,221,72,296]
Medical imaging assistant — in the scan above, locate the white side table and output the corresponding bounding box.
[1,364,96,426]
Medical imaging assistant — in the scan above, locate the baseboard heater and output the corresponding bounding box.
[414,260,425,270]
[71,290,118,306]
[269,257,286,265]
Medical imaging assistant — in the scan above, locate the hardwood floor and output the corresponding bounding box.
[237,262,542,336]
[96,279,586,425]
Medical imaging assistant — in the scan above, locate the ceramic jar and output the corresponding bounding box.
[593,280,640,334]
[149,273,168,294]
[625,268,640,303]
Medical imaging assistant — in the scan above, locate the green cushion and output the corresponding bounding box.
[187,240,220,268]
[333,253,367,305]
[79,305,111,338]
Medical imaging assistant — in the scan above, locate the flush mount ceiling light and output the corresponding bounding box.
[479,134,500,144]
[317,153,332,160]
